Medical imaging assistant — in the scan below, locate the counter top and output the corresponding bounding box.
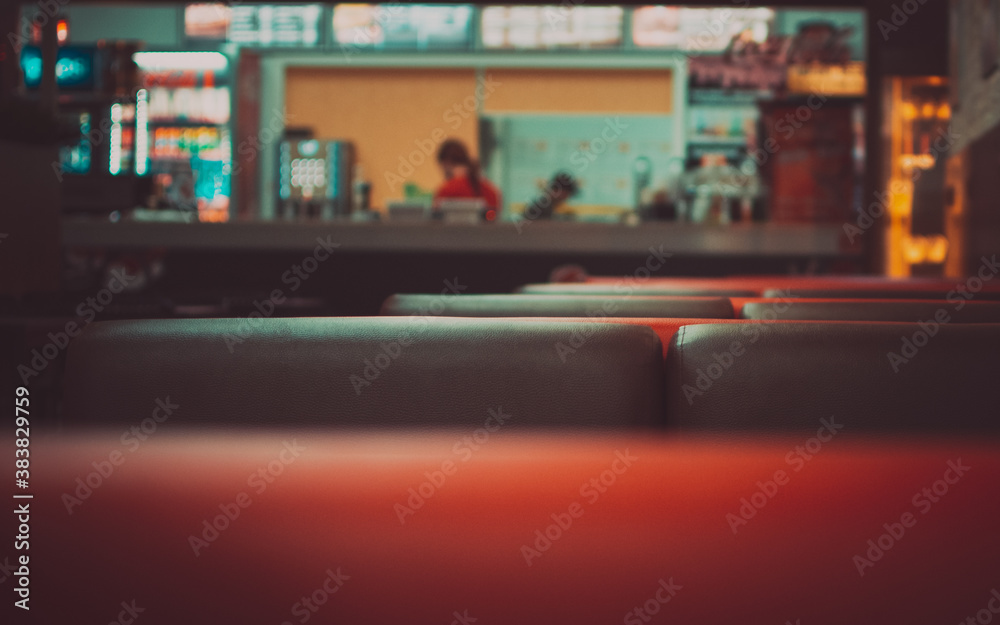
[62,219,854,257]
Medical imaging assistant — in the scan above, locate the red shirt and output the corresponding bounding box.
[434,175,501,211]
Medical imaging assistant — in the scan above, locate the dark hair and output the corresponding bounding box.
[437,138,481,195]
[548,171,578,196]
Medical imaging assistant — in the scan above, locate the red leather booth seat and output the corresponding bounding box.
[380,293,735,319]
[740,298,1000,322]
[30,431,1000,624]
[762,287,1000,301]
[666,322,1000,431]
[585,273,1000,294]
[516,283,759,298]
[527,275,1000,301]
[62,317,665,428]
[520,316,883,358]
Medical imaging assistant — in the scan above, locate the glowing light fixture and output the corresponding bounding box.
[135,89,149,176]
[926,235,949,263]
[109,103,123,176]
[133,51,228,72]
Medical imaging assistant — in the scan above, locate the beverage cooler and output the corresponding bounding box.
[20,43,150,214]
[132,51,232,222]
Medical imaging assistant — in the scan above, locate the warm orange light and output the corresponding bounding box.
[886,76,952,277]
[57,19,68,43]
[198,209,229,223]
[901,235,948,264]
[901,154,936,171]
[926,235,949,263]
[903,236,926,264]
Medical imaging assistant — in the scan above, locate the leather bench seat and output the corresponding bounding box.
[494,316,948,358]
[380,294,735,319]
[762,288,1000,301]
[63,317,665,428]
[508,317,786,356]
[740,298,1000,322]
[31,431,1000,624]
[586,274,1000,293]
[666,322,1000,431]
[516,283,760,298]
[578,276,1000,302]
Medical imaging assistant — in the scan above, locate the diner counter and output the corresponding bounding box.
[61,219,854,257]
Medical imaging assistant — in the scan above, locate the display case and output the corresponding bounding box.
[133,51,232,222]
[882,76,951,276]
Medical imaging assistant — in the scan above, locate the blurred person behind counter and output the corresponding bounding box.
[433,139,501,220]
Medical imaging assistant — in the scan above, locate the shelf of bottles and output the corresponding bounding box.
[883,76,951,277]
[133,51,232,222]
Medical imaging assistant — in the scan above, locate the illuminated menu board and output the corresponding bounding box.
[481,6,623,49]
[333,4,473,49]
[229,5,323,47]
[185,3,231,40]
[632,7,774,51]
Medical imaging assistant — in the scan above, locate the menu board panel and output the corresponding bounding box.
[482,6,623,49]
[229,5,323,47]
[185,4,231,40]
[334,4,473,49]
[632,7,774,51]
